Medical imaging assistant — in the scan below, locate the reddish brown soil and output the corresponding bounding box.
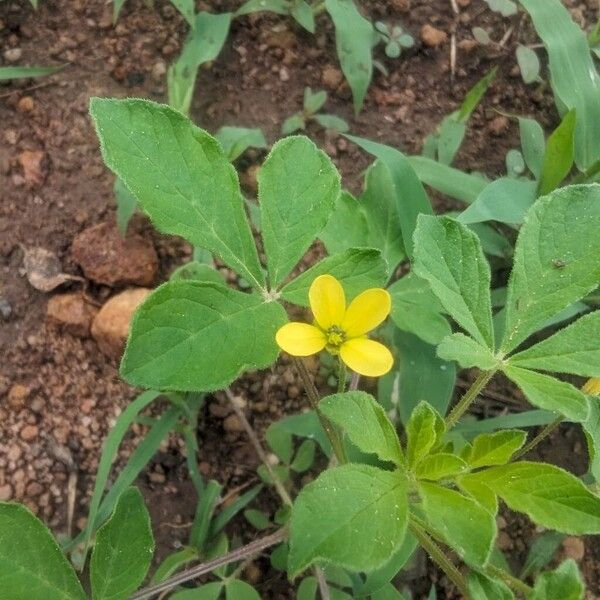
[1,0,599,597]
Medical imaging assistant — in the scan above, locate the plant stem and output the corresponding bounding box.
[409,518,470,598]
[223,389,292,507]
[512,415,563,461]
[293,357,347,464]
[349,371,360,391]
[486,564,534,597]
[445,370,496,430]
[337,357,347,393]
[129,528,287,600]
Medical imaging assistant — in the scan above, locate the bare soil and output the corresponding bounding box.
[1,0,599,597]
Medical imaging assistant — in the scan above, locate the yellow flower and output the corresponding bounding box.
[276,274,394,377]
[582,378,600,396]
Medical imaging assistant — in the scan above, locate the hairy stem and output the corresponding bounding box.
[513,415,563,461]
[409,518,469,598]
[486,564,534,596]
[293,357,347,464]
[130,528,287,600]
[223,389,292,506]
[445,370,496,429]
[337,358,347,394]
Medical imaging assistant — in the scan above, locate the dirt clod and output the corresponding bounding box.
[421,24,448,48]
[20,424,39,442]
[563,536,585,562]
[17,150,48,187]
[22,246,81,292]
[91,287,151,359]
[71,221,158,287]
[46,293,98,337]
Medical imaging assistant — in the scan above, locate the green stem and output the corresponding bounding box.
[512,415,563,461]
[571,157,600,184]
[182,426,205,495]
[409,519,470,598]
[293,357,347,464]
[445,370,496,430]
[337,358,347,394]
[486,564,534,597]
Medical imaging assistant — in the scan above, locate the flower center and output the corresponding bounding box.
[325,326,346,354]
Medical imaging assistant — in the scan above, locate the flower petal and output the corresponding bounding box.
[276,322,326,356]
[309,274,346,330]
[340,337,394,377]
[342,288,391,337]
[582,378,600,396]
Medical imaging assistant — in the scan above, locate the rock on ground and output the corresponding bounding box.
[91,288,151,360]
[71,221,158,287]
[46,293,98,337]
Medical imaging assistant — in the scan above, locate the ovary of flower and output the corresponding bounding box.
[582,378,600,396]
[275,274,394,377]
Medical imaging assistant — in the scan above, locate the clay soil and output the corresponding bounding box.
[1,0,599,597]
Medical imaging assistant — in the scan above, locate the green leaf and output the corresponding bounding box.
[415,453,467,481]
[408,155,488,205]
[291,0,315,32]
[346,136,433,258]
[509,310,600,377]
[266,424,293,464]
[319,391,403,465]
[168,12,231,115]
[501,185,600,353]
[503,365,589,422]
[235,0,290,16]
[244,509,272,530]
[520,0,600,170]
[258,136,340,287]
[282,113,305,135]
[121,281,287,391]
[406,401,444,468]
[453,410,556,436]
[226,580,261,600]
[483,0,517,16]
[457,477,498,515]
[313,113,349,133]
[413,215,494,349]
[151,547,198,583]
[463,462,600,534]
[170,0,195,26]
[530,560,584,600]
[280,248,387,306]
[355,533,417,596]
[90,98,265,289]
[91,488,154,600]
[538,109,576,196]
[319,192,369,255]
[418,482,497,566]
[520,531,565,579]
[170,262,225,285]
[457,67,497,123]
[304,88,328,114]
[170,582,224,599]
[114,178,138,237]
[458,178,537,226]
[289,465,408,576]
[0,64,65,81]
[437,333,499,370]
[466,430,526,468]
[291,440,316,473]
[583,395,600,482]
[214,126,267,162]
[519,117,545,179]
[326,0,373,114]
[516,45,541,84]
[388,274,450,345]
[467,571,514,600]
[437,119,466,166]
[393,331,456,423]
[359,161,406,270]
[506,149,525,178]
[0,503,86,600]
